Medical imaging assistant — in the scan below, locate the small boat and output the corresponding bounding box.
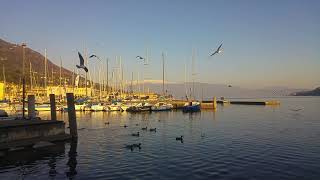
[182,101,201,112]
[74,103,90,111]
[127,102,152,112]
[0,100,11,112]
[35,104,51,111]
[107,102,122,111]
[120,103,136,111]
[151,102,173,111]
[91,103,106,111]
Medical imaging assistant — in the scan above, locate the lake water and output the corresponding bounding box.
[1,97,320,179]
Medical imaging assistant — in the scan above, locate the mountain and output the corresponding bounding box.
[0,38,73,85]
[291,87,320,96]
[133,82,304,99]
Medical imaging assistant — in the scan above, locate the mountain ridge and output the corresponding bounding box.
[0,38,73,85]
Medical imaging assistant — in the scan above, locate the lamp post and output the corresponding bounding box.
[22,43,27,119]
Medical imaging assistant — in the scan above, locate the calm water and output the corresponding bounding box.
[1,97,320,179]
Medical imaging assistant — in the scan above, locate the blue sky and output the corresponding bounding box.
[1,0,319,89]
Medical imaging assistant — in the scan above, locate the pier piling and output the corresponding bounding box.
[27,95,36,119]
[213,97,217,109]
[66,93,78,139]
[50,94,57,121]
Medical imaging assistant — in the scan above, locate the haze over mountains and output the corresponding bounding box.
[134,82,308,99]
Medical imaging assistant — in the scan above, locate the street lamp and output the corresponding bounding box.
[21,43,27,119]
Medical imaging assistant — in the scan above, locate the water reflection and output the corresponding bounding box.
[0,140,79,180]
[2,98,320,179]
[66,140,78,179]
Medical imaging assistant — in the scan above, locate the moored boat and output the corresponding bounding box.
[151,102,173,111]
[127,102,152,112]
[182,101,201,112]
[91,103,107,111]
[107,102,122,111]
[35,103,51,111]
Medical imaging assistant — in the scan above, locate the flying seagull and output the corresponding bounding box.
[290,108,303,112]
[89,54,97,58]
[136,56,144,60]
[76,52,88,72]
[89,54,101,61]
[210,43,223,56]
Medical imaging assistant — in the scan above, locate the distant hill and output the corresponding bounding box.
[0,38,73,85]
[291,87,320,96]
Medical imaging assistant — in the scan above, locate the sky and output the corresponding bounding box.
[1,0,319,89]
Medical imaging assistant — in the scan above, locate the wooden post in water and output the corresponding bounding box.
[213,97,217,109]
[27,95,36,119]
[50,94,57,121]
[67,93,78,139]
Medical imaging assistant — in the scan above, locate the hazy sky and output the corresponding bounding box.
[1,0,319,89]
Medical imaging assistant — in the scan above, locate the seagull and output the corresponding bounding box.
[136,56,144,60]
[290,108,303,112]
[89,54,101,61]
[210,43,223,56]
[76,52,88,72]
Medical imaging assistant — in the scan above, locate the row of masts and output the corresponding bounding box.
[2,46,199,100]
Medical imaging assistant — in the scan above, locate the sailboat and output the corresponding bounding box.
[182,49,201,113]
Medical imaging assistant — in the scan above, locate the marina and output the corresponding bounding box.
[1,0,319,179]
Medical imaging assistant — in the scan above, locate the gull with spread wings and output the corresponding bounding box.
[76,52,88,72]
[210,43,223,56]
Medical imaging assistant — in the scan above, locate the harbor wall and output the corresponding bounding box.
[0,120,66,144]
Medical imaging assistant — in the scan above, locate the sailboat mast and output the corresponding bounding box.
[184,62,188,100]
[192,49,195,100]
[106,58,109,94]
[84,45,88,96]
[131,71,133,94]
[59,57,62,87]
[162,52,165,96]
[29,62,32,91]
[2,64,5,90]
[99,64,101,100]
[44,48,47,90]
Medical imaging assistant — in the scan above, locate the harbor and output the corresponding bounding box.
[1,0,320,179]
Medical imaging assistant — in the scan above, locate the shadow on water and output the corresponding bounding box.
[0,140,78,179]
[66,140,78,179]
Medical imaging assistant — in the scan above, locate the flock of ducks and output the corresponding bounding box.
[104,121,185,151]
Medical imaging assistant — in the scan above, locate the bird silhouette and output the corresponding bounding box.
[210,43,223,56]
[89,54,101,61]
[136,56,144,60]
[290,108,303,112]
[76,52,88,72]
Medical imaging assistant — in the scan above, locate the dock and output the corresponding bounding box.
[0,119,70,151]
[216,100,280,105]
[0,93,78,153]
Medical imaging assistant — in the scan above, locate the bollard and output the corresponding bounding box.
[67,93,78,139]
[28,95,36,119]
[50,94,57,121]
[213,97,217,109]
